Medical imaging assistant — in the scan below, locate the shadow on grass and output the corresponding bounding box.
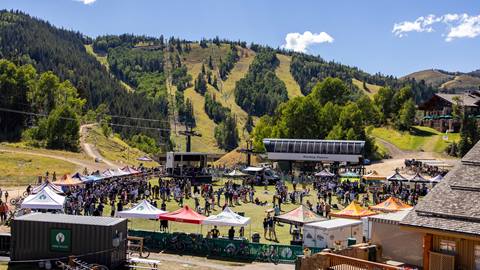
[410,126,437,137]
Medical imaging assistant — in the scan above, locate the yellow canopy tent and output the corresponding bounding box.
[362,170,386,181]
[330,201,377,219]
[369,197,412,212]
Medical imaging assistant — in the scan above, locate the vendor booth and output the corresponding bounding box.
[387,171,408,182]
[121,166,141,175]
[21,186,65,210]
[274,205,327,226]
[31,181,63,194]
[225,170,248,178]
[362,170,386,182]
[117,200,167,219]
[339,171,361,183]
[314,169,335,179]
[368,210,422,267]
[330,201,377,219]
[409,172,429,184]
[159,205,206,224]
[71,172,89,182]
[303,218,363,249]
[369,197,412,213]
[203,207,250,227]
[52,175,83,187]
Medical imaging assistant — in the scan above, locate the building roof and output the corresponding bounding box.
[15,213,125,226]
[436,92,480,107]
[401,141,480,236]
[305,218,362,230]
[369,210,411,225]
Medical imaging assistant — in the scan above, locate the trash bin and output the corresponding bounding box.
[252,233,260,243]
[347,237,356,246]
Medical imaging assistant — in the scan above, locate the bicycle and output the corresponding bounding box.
[255,245,280,265]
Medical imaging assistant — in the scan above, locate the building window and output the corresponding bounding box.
[439,239,456,253]
[475,245,480,270]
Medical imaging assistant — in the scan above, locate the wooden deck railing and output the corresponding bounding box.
[325,253,402,270]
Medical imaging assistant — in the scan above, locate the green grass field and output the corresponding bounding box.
[352,78,382,97]
[107,178,325,245]
[370,126,460,153]
[275,54,303,99]
[0,151,78,187]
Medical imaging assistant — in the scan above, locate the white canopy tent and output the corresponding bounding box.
[226,170,248,178]
[203,207,251,226]
[21,186,65,210]
[116,200,167,219]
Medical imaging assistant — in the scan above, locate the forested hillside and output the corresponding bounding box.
[0,10,170,150]
[0,10,453,155]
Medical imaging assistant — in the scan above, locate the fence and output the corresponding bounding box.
[128,230,322,264]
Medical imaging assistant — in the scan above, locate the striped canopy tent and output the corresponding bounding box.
[387,171,408,182]
[409,172,430,183]
[32,181,64,194]
[158,205,206,224]
[362,170,386,181]
[274,205,327,226]
[121,166,141,175]
[430,174,444,183]
[314,169,335,178]
[72,172,89,182]
[330,201,377,219]
[369,197,412,212]
[52,174,83,186]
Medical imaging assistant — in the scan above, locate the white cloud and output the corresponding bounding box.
[282,31,334,53]
[445,14,480,41]
[76,0,97,5]
[393,13,480,41]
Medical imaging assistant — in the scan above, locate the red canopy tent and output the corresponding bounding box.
[158,205,206,224]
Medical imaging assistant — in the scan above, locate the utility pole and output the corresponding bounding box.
[178,126,201,152]
[237,139,261,166]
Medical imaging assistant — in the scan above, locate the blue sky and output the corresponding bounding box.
[1,0,479,76]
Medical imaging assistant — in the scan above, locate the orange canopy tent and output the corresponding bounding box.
[52,174,84,186]
[369,197,412,212]
[330,201,377,219]
[362,170,386,181]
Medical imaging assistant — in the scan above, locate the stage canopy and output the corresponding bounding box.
[32,181,63,194]
[362,170,386,181]
[116,200,167,219]
[330,201,377,219]
[369,197,412,212]
[226,170,248,178]
[387,171,408,182]
[203,207,250,226]
[314,169,335,178]
[430,174,443,183]
[274,205,327,226]
[52,175,83,186]
[21,186,65,210]
[159,205,206,224]
[409,172,429,183]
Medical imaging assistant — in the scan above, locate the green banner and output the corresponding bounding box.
[50,228,71,252]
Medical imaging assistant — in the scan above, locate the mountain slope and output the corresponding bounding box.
[275,54,303,99]
[403,69,480,92]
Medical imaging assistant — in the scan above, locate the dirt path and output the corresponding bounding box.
[368,139,458,176]
[80,124,119,168]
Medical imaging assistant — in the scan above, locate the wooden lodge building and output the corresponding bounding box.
[400,140,480,270]
[418,91,480,132]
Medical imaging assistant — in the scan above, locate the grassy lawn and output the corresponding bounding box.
[0,151,79,187]
[352,78,382,97]
[85,127,159,167]
[105,178,325,245]
[275,54,303,99]
[370,126,459,153]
